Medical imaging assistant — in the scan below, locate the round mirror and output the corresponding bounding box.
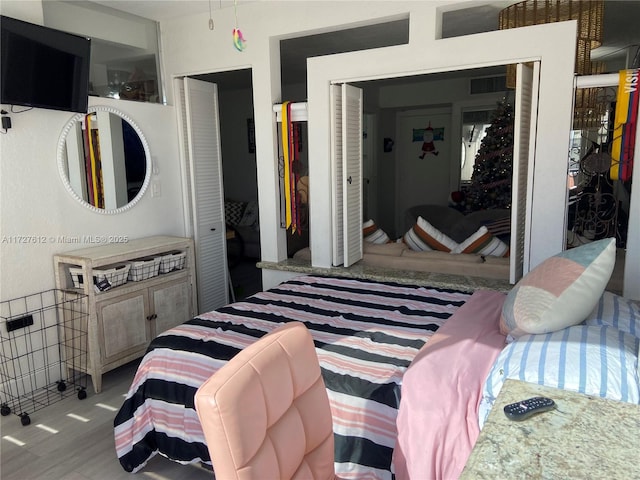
[57,105,151,214]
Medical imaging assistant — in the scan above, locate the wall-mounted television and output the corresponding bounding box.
[1,15,91,113]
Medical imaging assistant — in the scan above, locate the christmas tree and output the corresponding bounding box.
[465,99,514,211]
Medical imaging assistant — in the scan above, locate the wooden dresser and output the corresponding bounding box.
[53,236,197,393]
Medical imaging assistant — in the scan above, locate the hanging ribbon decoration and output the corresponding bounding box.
[281,102,292,229]
[280,102,303,234]
[610,68,639,182]
[232,0,246,51]
[290,112,301,234]
[83,115,95,206]
[85,113,104,208]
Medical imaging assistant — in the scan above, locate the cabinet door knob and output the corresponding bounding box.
[211,227,216,231]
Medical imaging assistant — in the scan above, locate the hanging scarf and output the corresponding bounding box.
[281,102,304,234]
[610,68,639,182]
[85,113,103,208]
[281,102,292,229]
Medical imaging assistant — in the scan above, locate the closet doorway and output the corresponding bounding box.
[177,69,261,312]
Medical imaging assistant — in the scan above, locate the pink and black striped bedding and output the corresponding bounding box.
[114,275,471,478]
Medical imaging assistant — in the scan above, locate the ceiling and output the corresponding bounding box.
[91,0,640,89]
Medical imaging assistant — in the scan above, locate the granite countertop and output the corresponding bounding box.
[257,258,512,293]
[460,379,640,479]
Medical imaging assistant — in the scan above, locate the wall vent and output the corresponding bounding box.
[470,75,507,95]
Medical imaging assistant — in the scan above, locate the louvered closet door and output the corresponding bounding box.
[183,77,228,312]
[510,62,540,283]
[330,85,344,266]
[174,78,194,238]
[342,84,364,267]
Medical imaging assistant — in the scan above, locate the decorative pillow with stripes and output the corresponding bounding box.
[484,217,511,237]
[500,237,616,338]
[403,216,458,252]
[363,219,391,244]
[478,325,640,428]
[584,291,639,338]
[453,226,509,257]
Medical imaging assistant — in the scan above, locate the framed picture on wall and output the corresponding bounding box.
[247,118,256,153]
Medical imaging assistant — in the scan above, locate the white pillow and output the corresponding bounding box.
[584,291,639,338]
[479,325,640,428]
[402,216,458,252]
[453,226,509,257]
[363,219,390,244]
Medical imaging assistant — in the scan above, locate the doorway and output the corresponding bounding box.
[182,69,262,306]
[201,70,262,300]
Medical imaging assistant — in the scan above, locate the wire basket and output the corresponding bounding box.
[69,263,130,290]
[0,289,88,426]
[128,256,161,282]
[159,251,186,274]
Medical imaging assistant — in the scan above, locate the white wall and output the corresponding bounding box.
[5,1,634,298]
[0,0,43,24]
[306,10,576,270]
[0,96,185,300]
[160,1,431,277]
[159,1,577,281]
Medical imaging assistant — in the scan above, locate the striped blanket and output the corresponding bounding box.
[114,275,470,478]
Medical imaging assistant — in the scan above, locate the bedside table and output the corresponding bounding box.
[460,379,640,479]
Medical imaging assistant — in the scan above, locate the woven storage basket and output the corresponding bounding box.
[159,251,186,274]
[128,256,161,282]
[69,263,130,289]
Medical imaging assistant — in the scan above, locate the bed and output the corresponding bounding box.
[114,239,640,479]
[394,237,640,479]
[113,275,475,478]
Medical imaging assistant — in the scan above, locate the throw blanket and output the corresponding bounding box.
[393,290,507,480]
[114,275,470,478]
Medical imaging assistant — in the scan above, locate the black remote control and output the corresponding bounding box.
[503,396,556,421]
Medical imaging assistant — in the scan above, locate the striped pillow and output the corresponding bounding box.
[584,291,639,338]
[479,325,640,428]
[403,216,458,252]
[453,226,509,257]
[500,238,616,338]
[363,219,390,244]
[485,217,511,237]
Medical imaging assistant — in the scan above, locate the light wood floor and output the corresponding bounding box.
[0,361,213,480]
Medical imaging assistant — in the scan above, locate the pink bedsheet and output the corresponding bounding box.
[393,290,507,480]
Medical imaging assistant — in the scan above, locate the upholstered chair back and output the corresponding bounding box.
[194,321,335,480]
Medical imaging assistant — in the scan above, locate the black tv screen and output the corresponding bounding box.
[1,15,91,113]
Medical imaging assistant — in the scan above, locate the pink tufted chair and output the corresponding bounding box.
[194,322,336,480]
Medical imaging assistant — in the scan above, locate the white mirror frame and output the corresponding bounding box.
[57,105,152,215]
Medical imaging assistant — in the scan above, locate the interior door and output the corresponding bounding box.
[330,85,344,266]
[510,61,540,283]
[342,84,364,267]
[180,77,229,312]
